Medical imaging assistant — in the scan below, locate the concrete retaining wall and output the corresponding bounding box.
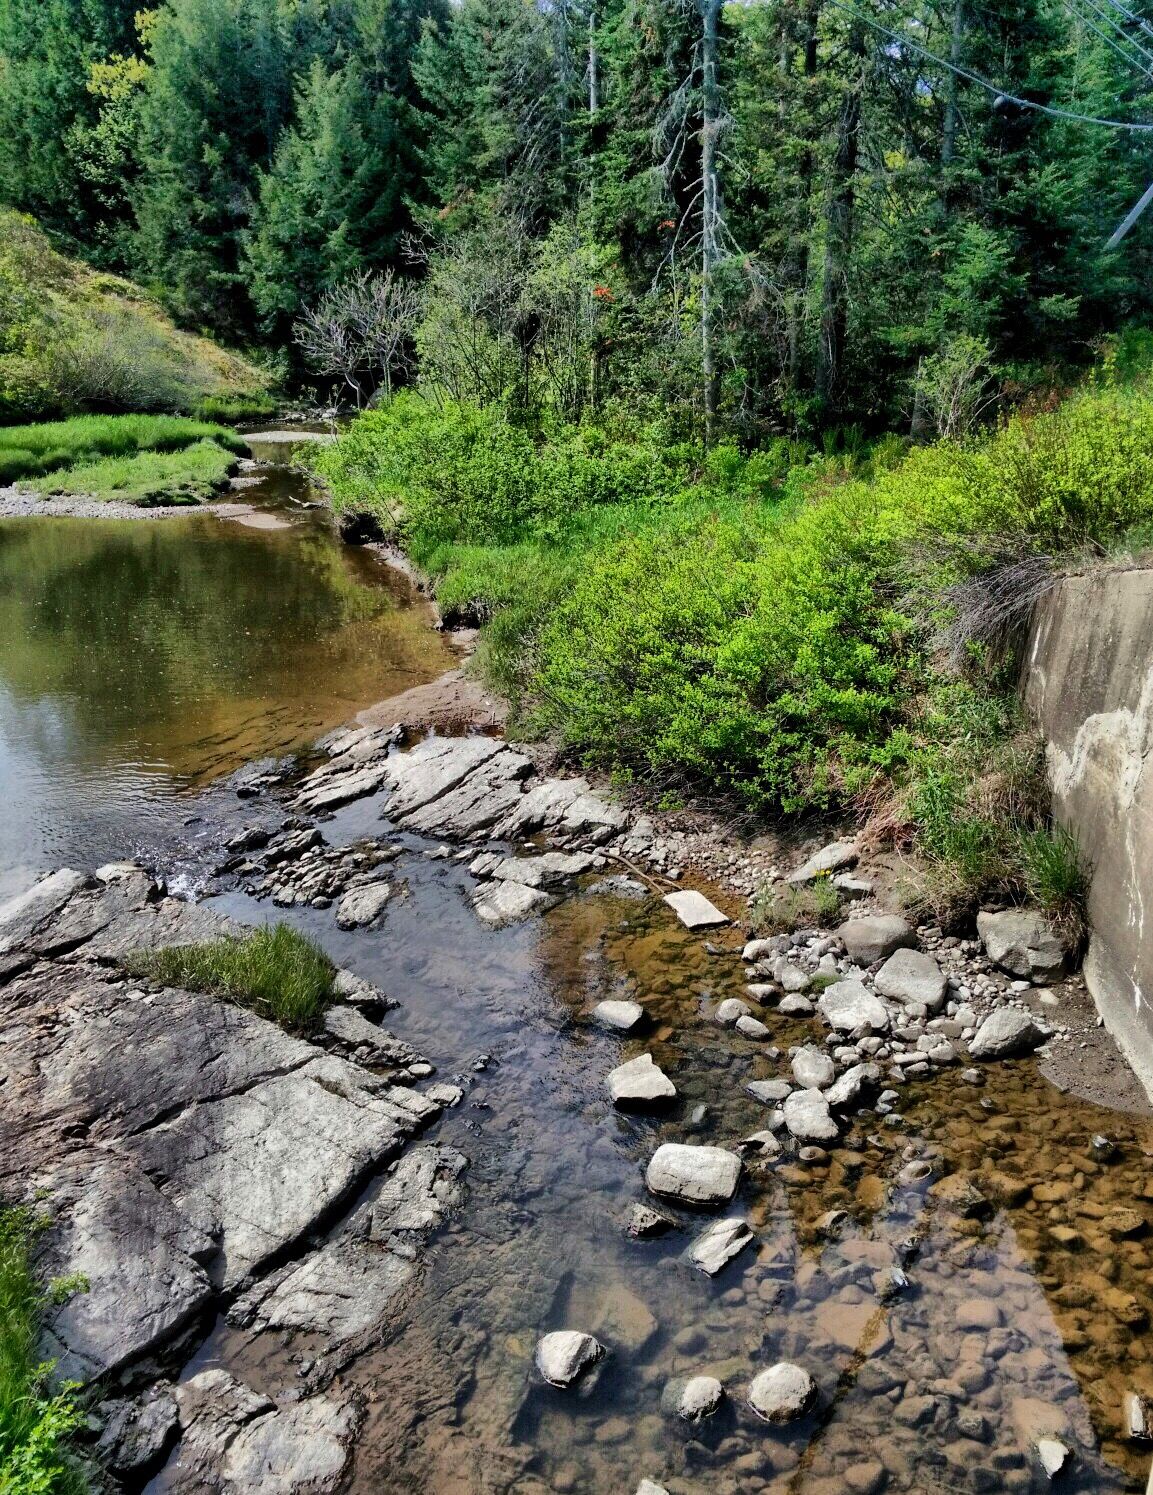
[1024,565,1153,1098]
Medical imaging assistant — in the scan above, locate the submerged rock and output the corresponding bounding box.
[663,889,728,930]
[977,908,1067,980]
[688,1216,754,1275]
[592,999,645,1032]
[627,1204,675,1238]
[535,1330,604,1387]
[747,1362,817,1423]
[668,1375,724,1421]
[646,1143,741,1206]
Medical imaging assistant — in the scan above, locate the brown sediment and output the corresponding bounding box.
[357,666,507,737]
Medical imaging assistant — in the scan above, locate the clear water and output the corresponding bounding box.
[0,464,452,899]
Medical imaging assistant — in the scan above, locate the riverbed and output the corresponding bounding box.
[3,449,1153,1493]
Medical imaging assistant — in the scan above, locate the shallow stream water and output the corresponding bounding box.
[2,445,1152,1493]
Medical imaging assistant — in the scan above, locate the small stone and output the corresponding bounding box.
[1090,1134,1118,1162]
[636,1482,670,1495]
[664,890,728,929]
[591,1000,645,1032]
[956,1298,1001,1331]
[646,1143,741,1206]
[627,1204,675,1239]
[825,1062,880,1109]
[736,1014,770,1040]
[747,1362,817,1423]
[714,997,752,1026]
[535,1331,604,1387]
[688,1217,754,1275]
[1124,1390,1150,1442]
[607,1053,676,1109]
[779,994,815,1017]
[1035,1437,1070,1479]
[424,1083,464,1107]
[1102,1207,1146,1239]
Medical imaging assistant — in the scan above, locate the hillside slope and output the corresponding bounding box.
[0,211,270,422]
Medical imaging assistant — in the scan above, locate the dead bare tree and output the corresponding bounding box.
[294,270,422,407]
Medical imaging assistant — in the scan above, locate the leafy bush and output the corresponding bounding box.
[0,415,247,484]
[123,924,336,1033]
[0,1209,87,1495]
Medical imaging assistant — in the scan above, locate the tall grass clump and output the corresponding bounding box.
[123,924,336,1033]
[0,414,247,485]
[0,1208,87,1495]
[30,439,237,506]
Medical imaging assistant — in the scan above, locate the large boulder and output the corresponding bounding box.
[817,980,891,1034]
[836,915,915,967]
[977,909,1067,980]
[874,948,948,1012]
[747,1363,817,1423]
[646,1143,741,1206]
[787,841,858,885]
[969,1006,1047,1060]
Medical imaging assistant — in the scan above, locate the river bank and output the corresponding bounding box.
[6,711,1153,1493]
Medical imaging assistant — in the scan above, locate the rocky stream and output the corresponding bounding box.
[3,446,1153,1495]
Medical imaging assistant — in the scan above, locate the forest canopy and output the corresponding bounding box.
[2,0,1153,435]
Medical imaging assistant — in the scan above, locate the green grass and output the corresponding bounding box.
[749,876,843,935]
[0,414,247,486]
[0,1208,87,1495]
[29,439,237,506]
[191,393,277,424]
[123,924,336,1032]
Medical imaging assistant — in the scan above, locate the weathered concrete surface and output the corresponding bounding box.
[1024,567,1153,1097]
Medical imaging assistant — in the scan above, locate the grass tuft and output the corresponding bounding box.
[29,439,237,506]
[1020,824,1090,945]
[0,1207,87,1495]
[123,923,336,1032]
[749,875,842,935]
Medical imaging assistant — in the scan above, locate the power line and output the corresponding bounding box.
[831,0,1153,128]
[1066,0,1153,77]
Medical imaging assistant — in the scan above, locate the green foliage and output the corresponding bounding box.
[0,1208,87,1495]
[29,439,236,505]
[0,414,245,485]
[749,876,842,935]
[123,924,337,1033]
[1019,825,1090,940]
[0,210,269,422]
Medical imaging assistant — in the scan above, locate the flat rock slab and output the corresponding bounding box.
[472,880,556,926]
[646,1143,741,1205]
[479,851,599,889]
[607,1053,677,1109]
[0,868,89,951]
[688,1216,754,1275]
[787,841,858,884]
[171,1369,358,1494]
[296,763,389,814]
[335,882,391,929]
[664,890,729,930]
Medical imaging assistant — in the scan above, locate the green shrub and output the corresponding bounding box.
[123,924,336,1032]
[0,1209,87,1495]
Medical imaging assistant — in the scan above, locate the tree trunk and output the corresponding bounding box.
[588,6,599,113]
[700,0,721,442]
[816,20,865,414]
[941,0,965,169]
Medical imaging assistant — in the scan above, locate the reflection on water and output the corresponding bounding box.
[207,815,1153,1495]
[0,469,453,898]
